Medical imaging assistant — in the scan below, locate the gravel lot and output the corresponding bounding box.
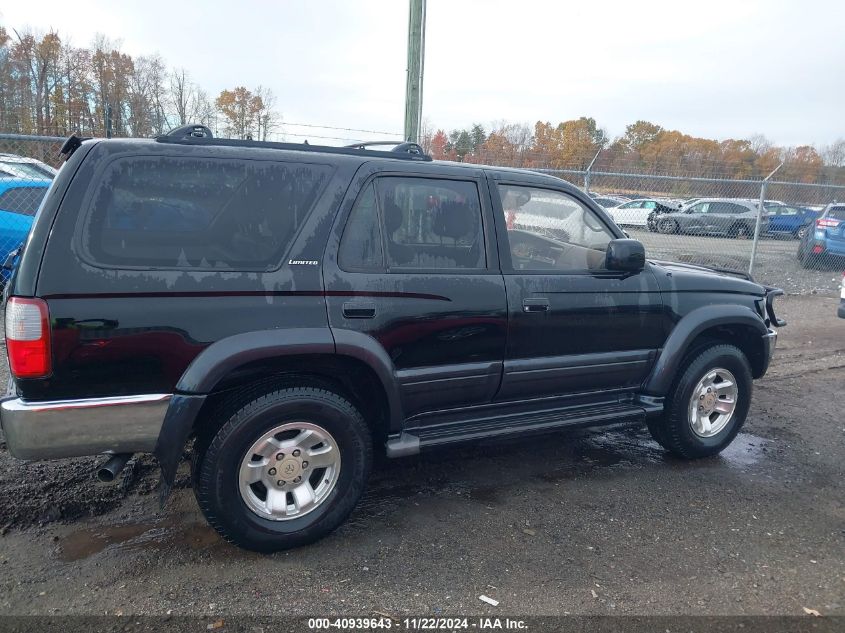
[0,294,843,618]
[630,227,844,295]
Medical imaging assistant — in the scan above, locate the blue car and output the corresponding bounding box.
[765,204,819,239]
[0,179,51,283]
[797,203,845,268]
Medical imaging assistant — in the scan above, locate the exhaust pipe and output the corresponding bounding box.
[97,453,132,483]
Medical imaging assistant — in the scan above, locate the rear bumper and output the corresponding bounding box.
[0,393,170,460]
[838,301,845,319]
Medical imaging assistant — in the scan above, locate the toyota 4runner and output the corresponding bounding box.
[0,127,784,552]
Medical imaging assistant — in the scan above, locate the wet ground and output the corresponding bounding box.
[0,294,842,616]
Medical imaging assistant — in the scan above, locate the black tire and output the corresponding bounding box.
[647,344,752,459]
[730,223,751,239]
[659,219,679,234]
[193,386,372,552]
[795,225,808,240]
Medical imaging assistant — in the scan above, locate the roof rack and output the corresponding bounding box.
[344,140,430,159]
[162,124,214,140]
[153,132,433,162]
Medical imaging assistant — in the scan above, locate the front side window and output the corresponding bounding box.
[689,202,709,214]
[376,177,485,270]
[81,156,331,270]
[498,185,614,272]
[642,201,657,209]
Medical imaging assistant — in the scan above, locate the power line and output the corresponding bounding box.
[280,122,402,137]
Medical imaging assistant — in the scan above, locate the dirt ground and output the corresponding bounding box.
[0,294,842,617]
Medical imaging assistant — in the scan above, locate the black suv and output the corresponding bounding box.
[1,130,784,552]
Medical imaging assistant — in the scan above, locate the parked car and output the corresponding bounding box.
[797,203,845,268]
[0,153,57,180]
[0,130,784,552]
[646,199,686,231]
[655,198,769,238]
[607,198,681,227]
[839,272,845,319]
[765,204,819,239]
[0,178,51,284]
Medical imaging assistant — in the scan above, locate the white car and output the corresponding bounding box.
[0,153,57,180]
[607,198,680,227]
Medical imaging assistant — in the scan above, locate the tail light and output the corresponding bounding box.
[5,297,51,378]
[816,218,841,228]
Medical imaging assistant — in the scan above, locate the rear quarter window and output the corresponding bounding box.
[79,156,332,270]
[0,186,48,216]
[828,206,845,220]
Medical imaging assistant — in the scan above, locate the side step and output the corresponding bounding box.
[385,402,648,458]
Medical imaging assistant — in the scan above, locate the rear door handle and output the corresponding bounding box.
[522,297,550,313]
[342,301,376,319]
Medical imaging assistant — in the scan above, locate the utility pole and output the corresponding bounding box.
[403,0,426,143]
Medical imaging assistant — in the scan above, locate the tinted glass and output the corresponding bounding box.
[0,186,48,216]
[376,177,485,270]
[498,185,613,272]
[338,183,384,271]
[827,207,845,220]
[81,157,331,270]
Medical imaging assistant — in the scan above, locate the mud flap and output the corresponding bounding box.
[153,393,207,507]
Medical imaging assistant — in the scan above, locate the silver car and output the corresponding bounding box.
[655,198,769,238]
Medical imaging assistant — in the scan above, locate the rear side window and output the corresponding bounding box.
[339,176,486,272]
[80,156,331,270]
[338,183,384,271]
[0,186,48,217]
[828,206,845,220]
[377,177,485,270]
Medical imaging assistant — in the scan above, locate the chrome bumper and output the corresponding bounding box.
[0,394,170,460]
[764,328,778,363]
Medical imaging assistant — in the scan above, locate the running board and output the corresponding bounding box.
[385,403,648,458]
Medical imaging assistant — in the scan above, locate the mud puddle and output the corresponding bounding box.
[57,517,222,562]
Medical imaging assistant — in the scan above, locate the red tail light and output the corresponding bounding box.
[816,218,841,228]
[5,297,51,379]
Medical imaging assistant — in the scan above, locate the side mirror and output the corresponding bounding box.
[606,238,645,272]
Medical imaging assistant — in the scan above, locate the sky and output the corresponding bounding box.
[2,0,843,147]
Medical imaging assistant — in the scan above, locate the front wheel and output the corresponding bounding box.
[194,386,372,552]
[658,219,679,234]
[647,344,752,459]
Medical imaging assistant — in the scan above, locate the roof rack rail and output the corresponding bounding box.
[159,124,213,140]
[344,140,430,159]
[153,128,433,162]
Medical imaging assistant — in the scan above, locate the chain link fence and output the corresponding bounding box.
[529,166,845,295]
[0,132,843,295]
[0,134,64,285]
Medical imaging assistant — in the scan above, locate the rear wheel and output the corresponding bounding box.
[647,344,752,459]
[193,386,372,552]
[795,225,809,239]
[658,219,679,234]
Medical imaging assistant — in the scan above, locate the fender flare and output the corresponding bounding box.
[154,327,403,499]
[642,304,768,397]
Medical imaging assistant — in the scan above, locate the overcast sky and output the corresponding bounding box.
[2,0,843,146]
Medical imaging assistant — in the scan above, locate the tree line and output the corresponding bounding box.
[422,119,845,186]
[0,26,279,140]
